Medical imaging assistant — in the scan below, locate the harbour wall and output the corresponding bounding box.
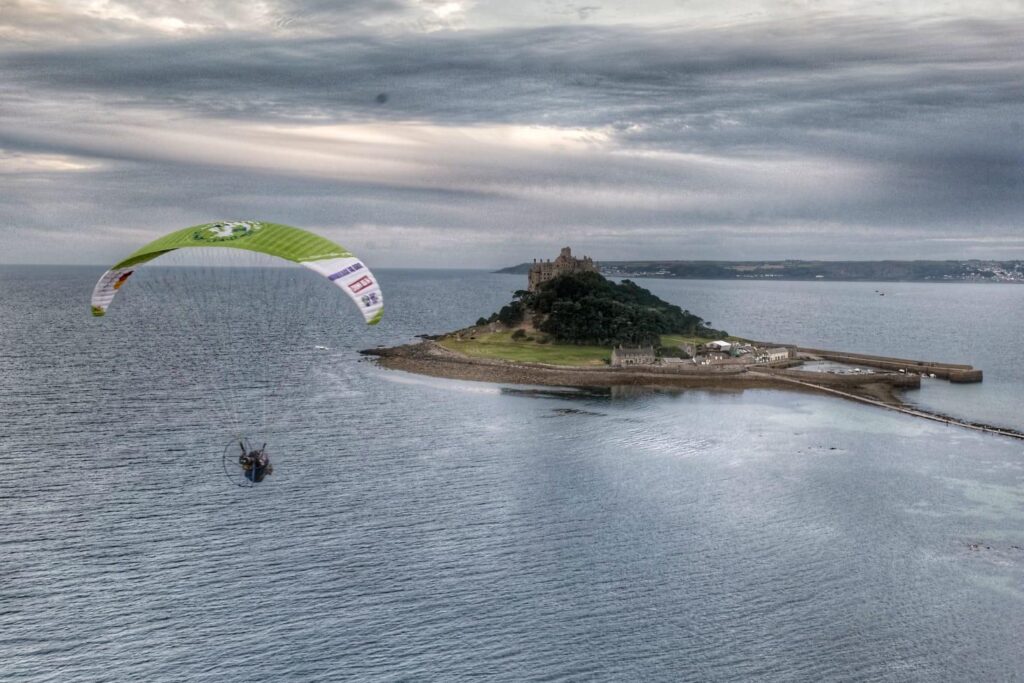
[783,346,983,383]
[773,368,922,389]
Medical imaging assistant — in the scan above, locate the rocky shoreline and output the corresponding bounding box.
[361,339,906,403]
[361,340,1024,441]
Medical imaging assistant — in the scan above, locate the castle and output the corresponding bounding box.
[527,247,597,291]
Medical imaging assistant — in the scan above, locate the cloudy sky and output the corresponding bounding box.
[2,1,1022,267]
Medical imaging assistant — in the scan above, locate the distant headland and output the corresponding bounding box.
[366,247,1023,440]
[497,258,1024,283]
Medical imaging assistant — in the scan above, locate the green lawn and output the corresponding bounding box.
[439,331,610,366]
[660,333,747,348]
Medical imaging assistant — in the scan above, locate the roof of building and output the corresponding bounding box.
[613,345,655,356]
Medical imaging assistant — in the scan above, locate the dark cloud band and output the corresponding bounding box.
[1,14,1022,265]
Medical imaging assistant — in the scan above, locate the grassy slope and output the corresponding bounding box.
[438,331,747,368]
[660,333,746,347]
[439,331,610,366]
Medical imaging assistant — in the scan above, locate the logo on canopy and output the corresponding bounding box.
[192,221,264,242]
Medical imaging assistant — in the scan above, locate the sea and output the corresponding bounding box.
[2,265,1023,682]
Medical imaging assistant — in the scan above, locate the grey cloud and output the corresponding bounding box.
[5,18,1022,141]
[0,0,423,45]
[1,14,1023,264]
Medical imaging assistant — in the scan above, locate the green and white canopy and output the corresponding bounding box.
[90,221,383,324]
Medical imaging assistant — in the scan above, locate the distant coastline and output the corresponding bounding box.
[495,259,1024,283]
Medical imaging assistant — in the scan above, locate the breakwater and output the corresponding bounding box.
[794,347,983,383]
[772,368,922,390]
[750,370,1024,441]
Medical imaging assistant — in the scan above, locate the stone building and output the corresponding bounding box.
[611,345,656,367]
[527,247,597,291]
[757,347,791,364]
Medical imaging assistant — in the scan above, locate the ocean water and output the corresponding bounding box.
[2,265,1023,682]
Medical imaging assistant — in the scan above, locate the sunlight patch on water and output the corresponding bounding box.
[376,371,505,395]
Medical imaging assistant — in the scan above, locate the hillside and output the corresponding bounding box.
[477,271,726,346]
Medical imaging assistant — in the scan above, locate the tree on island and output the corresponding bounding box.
[478,271,727,346]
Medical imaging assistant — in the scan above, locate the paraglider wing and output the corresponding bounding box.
[90,221,383,324]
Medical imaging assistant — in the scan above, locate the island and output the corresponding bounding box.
[365,247,1023,441]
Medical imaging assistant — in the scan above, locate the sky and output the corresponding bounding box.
[2,1,1023,267]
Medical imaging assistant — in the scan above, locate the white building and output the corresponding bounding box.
[762,347,790,363]
[706,340,732,352]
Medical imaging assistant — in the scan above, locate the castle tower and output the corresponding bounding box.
[527,246,597,291]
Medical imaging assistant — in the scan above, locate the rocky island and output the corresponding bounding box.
[365,248,1021,441]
